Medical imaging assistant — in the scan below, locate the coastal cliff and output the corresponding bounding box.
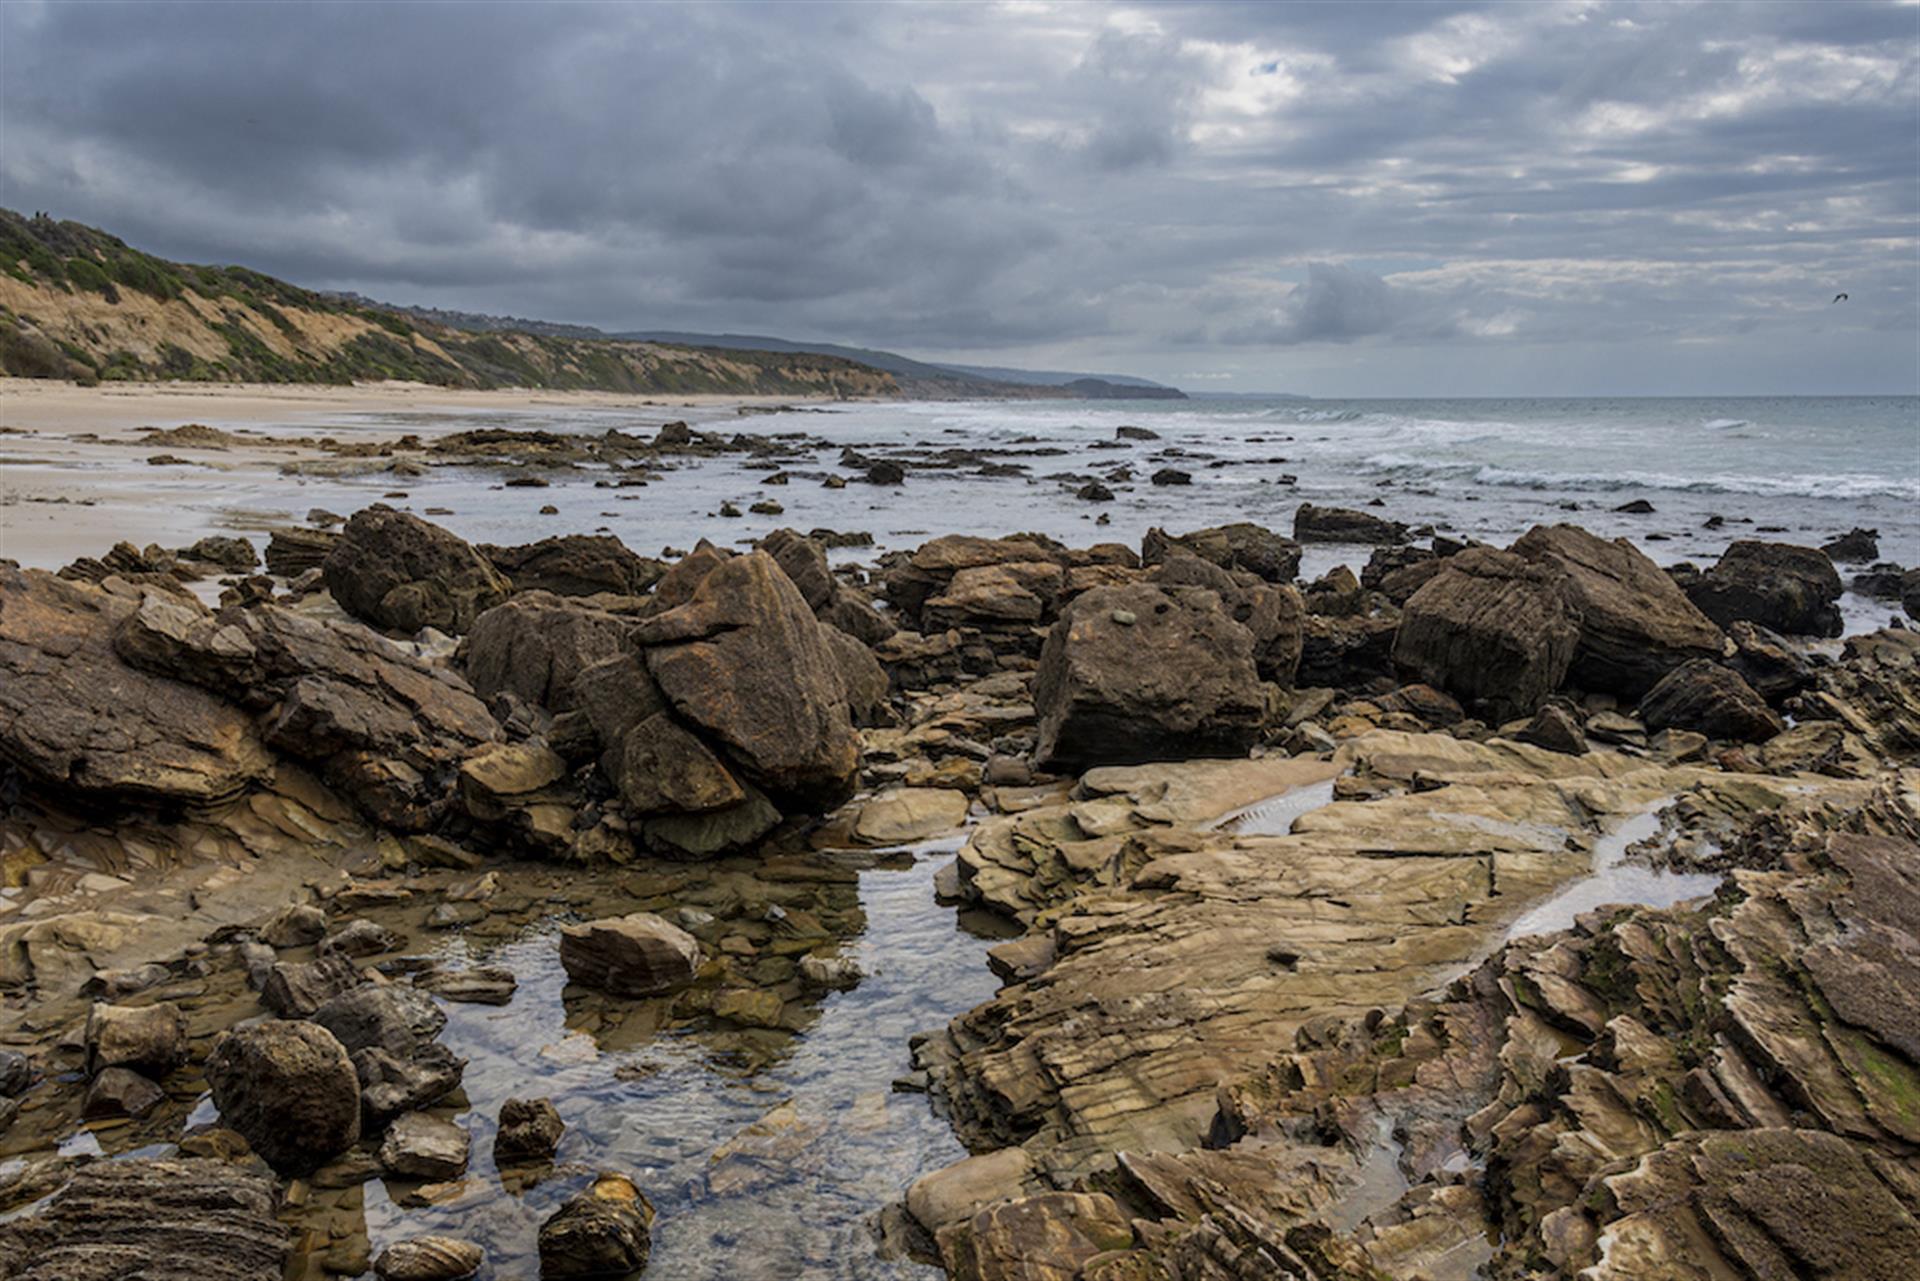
[0,210,898,397]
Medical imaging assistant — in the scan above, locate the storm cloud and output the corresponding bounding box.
[2,0,1914,394]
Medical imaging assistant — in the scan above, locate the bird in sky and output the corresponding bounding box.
[1833,293,1849,303]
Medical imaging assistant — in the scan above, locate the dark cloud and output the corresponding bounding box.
[1,0,1913,393]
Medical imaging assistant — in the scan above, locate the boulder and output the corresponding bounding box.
[853,788,971,845]
[609,712,746,815]
[819,626,892,728]
[495,1096,565,1165]
[0,567,272,805]
[113,592,500,830]
[0,1049,30,1096]
[374,1236,484,1281]
[260,903,328,948]
[84,1066,165,1118]
[883,535,1064,624]
[479,534,663,598]
[322,506,511,634]
[465,592,629,712]
[538,1173,655,1279]
[762,525,895,644]
[1511,524,1724,698]
[1141,523,1302,583]
[379,1111,470,1181]
[1726,620,1819,702]
[0,1158,286,1281]
[264,527,338,576]
[206,1020,361,1174]
[85,1001,188,1077]
[1294,502,1408,545]
[1148,552,1304,687]
[184,535,259,571]
[906,1148,1040,1233]
[559,914,701,997]
[1821,527,1879,563]
[260,955,366,1018]
[1904,568,1920,621]
[1638,660,1784,743]
[1392,548,1581,720]
[1517,704,1589,755]
[1683,540,1843,637]
[1034,583,1265,772]
[313,983,448,1057]
[631,552,860,811]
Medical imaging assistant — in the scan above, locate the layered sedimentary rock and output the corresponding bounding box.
[1141,522,1303,583]
[1511,523,1725,698]
[114,590,500,829]
[0,566,273,805]
[0,1158,287,1281]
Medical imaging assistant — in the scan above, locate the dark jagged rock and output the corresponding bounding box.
[313,983,448,1057]
[1517,703,1589,754]
[1299,610,1401,690]
[184,535,260,571]
[1150,468,1192,486]
[1141,523,1302,584]
[260,954,365,1018]
[1726,619,1819,702]
[355,1042,466,1129]
[83,1065,165,1118]
[0,567,272,805]
[1684,539,1844,637]
[1821,526,1879,563]
[206,1020,361,1175]
[1638,659,1783,742]
[760,527,897,645]
[495,1097,566,1165]
[1034,582,1265,771]
[479,533,664,598]
[538,1174,655,1278]
[322,506,511,634]
[1392,547,1581,720]
[631,552,860,811]
[0,1158,286,1281]
[465,592,629,712]
[1851,562,1908,601]
[1511,524,1724,699]
[1294,502,1408,545]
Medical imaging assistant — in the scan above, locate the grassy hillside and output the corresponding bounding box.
[0,210,897,397]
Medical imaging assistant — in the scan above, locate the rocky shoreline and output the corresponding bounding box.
[3,437,1917,1281]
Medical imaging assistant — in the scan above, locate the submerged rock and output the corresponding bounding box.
[538,1173,655,1278]
[1033,582,1266,771]
[852,787,971,845]
[206,1020,361,1175]
[374,1236,484,1281]
[0,1158,286,1281]
[559,913,702,997]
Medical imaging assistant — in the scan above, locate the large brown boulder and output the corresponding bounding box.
[1392,547,1581,720]
[1141,522,1302,583]
[322,506,511,634]
[1034,583,1266,772]
[1511,524,1724,699]
[0,567,272,805]
[0,1158,286,1281]
[1683,540,1844,637]
[763,524,894,646]
[479,533,664,598]
[115,593,499,830]
[882,535,1064,624]
[630,553,859,811]
[1638,660,1783,742]
[206,1020,362,1175]
[465,592,629,712]
[1149,552,1304,687]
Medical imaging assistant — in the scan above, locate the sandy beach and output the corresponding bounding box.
[0,379,831,569]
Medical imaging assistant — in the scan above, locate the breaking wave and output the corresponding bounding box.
[1358,454,1920,501]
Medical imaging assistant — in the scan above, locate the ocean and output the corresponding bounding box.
[7,392,1917,634]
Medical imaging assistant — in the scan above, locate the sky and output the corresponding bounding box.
[2,0,1916,396]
